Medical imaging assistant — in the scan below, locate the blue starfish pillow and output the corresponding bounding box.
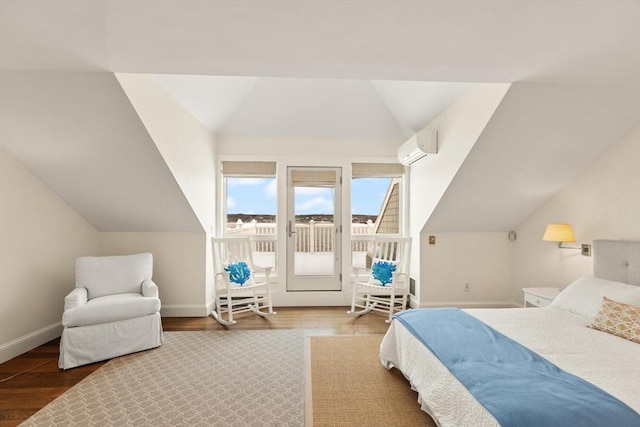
[370,261,397,286]
[224,261,252,285]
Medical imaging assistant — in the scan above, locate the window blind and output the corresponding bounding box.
[290,169,336,187]
[221,161,276,177]
[352,163,404,178]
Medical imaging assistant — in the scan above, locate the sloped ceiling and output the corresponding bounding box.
[3,1,636,84]
[0,71,203,232]
[0,1,639,233]
[424,81,640,233]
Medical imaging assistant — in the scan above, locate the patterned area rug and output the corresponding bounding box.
[21,330,305,426]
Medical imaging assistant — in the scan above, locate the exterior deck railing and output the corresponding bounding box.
[226,219,375,252]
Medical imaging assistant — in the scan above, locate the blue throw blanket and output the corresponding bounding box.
[394,308,640,427]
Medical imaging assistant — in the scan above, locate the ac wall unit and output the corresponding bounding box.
[397,129,438,166]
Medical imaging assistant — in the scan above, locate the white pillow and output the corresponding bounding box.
[550,277,640,319]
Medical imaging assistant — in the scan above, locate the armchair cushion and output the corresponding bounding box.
[76,253,153,299]
[62,293,161,327]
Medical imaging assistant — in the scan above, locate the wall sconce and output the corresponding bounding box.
[542,224,591,256]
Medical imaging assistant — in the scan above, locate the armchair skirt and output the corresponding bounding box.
[59,312,163,370]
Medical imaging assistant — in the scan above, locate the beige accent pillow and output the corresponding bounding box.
[590,297,640,344]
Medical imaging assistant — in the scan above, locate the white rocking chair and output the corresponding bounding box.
[211,237,276,325]
[348,236,412,323]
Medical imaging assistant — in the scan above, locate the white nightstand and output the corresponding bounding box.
[522,287,562,307]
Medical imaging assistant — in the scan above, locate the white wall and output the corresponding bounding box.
[101,232,209,316]
[217,136,399,158]
[0,148,101,363]
[420,232,514,307]
[511,126,640,302]
[116,73,218,310]
[116,73,217,232]
[409,83,510,301]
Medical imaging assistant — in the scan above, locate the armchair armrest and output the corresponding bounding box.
[142,279,159,298]
[64,287,88,311]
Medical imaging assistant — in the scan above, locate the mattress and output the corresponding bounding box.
[380,307,640,426]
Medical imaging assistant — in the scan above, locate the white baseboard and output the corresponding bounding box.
[409,295,419,308]
[0,305,213,363]
[0,322,63,364]
[160,304,208,317]
[206,297,216,315]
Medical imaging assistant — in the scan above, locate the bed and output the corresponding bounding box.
[380,240,640,426]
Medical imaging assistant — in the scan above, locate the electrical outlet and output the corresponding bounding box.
[464,283,470,292]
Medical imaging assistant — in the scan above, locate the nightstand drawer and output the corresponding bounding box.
[524,293,552,307]
[522,287,562,308]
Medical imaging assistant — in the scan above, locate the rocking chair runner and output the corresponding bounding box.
[348,236,412,322]
[211,237,276,325]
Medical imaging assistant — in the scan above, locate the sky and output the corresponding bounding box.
[226,177,391,216]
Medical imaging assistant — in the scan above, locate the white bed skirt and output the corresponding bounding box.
[58,313,164,370]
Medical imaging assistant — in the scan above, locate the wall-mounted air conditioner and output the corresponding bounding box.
[397,129,438,165]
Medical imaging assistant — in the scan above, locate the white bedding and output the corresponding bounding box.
[380,307,640,426]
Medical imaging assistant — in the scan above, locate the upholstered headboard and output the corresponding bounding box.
[593,240,640,286]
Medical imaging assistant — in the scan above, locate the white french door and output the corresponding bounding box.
[286,167,342,291]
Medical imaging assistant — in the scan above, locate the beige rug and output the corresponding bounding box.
[21,330,305,426]
[309,335,436,427]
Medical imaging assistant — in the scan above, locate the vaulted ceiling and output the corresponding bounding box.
[152,75,472,140]
[0,1,638,233]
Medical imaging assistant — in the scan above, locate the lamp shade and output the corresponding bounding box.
[542,224,576,242]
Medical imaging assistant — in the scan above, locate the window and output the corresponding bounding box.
[222,161,277,271]
[351,163,404,269]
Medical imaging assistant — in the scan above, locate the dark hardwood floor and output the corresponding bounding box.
[0,307,390,426]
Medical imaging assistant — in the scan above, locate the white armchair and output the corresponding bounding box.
[58,253,164,370]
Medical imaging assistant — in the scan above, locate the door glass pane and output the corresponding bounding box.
[293,172,335,277]
[287,166,341,292]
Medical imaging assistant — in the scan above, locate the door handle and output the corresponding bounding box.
[288,220,297,238]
